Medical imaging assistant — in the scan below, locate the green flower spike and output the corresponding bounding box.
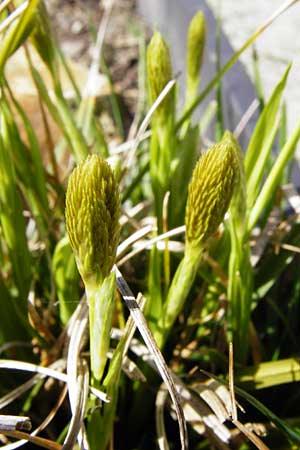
[156,132,241,347]
[66,154,120,289]
[66,154,120,382]
[186,131,240,249]
[147,31,176,233]
[180,11,206,137]
[147,31,173,123]
[186,11,206,99]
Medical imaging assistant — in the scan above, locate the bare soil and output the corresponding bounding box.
[46,0,146,124]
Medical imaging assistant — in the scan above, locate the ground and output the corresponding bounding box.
[46,0,144,130]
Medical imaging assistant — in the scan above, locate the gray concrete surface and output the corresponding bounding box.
[137,0,259,148]
[206,0,300,134]
[138,0,300,145]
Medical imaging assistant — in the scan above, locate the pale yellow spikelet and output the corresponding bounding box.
[65,155,120,286]
[185,132,241,248]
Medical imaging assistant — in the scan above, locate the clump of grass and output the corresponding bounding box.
[1,1,300,450]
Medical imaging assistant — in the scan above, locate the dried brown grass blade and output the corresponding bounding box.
[233,419,271,450]
[115,267,188,450]
[156,385,170,450]
[62,360,89,450]
[228,342,237,421]
[0,416,31,432]
[117,225,185,267]
[0,430,61,450]
[124,79,176,169]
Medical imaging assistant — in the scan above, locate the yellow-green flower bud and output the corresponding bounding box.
[65,155,120,288]
[147,31,173,121]
[187,11,206,84]
[185,132,240,248]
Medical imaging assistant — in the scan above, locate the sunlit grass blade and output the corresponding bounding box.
[122,157,149,202]
[169,125,199,228]
[278,102,287,152]
[54,85,90,162]
[76,96,108,157]
[218,133,251,362]
[146,245,163,332]
[227,237,252,362]
[29,0,59,85]
[245,64,291,209]
[252,46,265,112]
[0,95,49,228]
[236,358,300,390]
[52,237,80,325]
[248,122,300,232]
[57,44,81,103]
[0,0,39,73]
[29,64,89,162]
[89,272,116,382]
[29,65,74,144]
[0,116,31,307]
[102,60,125,140]
[5,81,50,220]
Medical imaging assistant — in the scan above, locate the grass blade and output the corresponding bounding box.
[245,64,291,208]
[248,122,300,231]
[236,358,300,389]
[52,237,80,325]
[0,111,31,306]
[0,0,39,72]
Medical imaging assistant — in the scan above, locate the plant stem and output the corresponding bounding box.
[157,245,203,347]
[86,272,116,384]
